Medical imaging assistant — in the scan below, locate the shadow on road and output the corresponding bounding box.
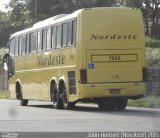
[118,108,160,118]
[27,103,160,119]
[28,104,53,109]
[74,105,160,118]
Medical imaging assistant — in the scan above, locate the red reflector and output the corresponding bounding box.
[80,69,87,84]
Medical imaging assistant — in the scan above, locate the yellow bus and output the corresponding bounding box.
[6,7,146,110]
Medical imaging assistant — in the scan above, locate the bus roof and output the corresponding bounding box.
[10,7,140,39]
[10,9,82,38]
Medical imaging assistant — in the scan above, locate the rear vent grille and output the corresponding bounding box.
[68,71,76,95]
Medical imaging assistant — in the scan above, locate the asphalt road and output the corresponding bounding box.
[0,99,160,132]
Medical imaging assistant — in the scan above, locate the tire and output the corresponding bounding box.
[16,83,28,106]
[60,82,75,110]
[97,97,127,111]
[116,98,128,111]
[51,82,62,109]
[20,99,28,106]
[98,102,108,110]
[98,98,115,111]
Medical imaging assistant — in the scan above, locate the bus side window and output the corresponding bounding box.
[38,30,42,52]
[22,35,26,55]
[67,21,72,47]
[42,29,47,51]
[72,20,76,46]
[15,37,19,56]
[10,38,15,56]
[57,24,62,49]
[62,23,67,48]
[46,27,51,50]
[26,34,30,54]
[30,32,37,53]
[52,26,57,49]
[67,20,76,47]
[35,31,38,52]
[19,36,22,55]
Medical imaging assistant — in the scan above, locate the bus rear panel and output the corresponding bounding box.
[77,8,146,104]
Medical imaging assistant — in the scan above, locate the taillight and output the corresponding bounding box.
[80,69,87,84]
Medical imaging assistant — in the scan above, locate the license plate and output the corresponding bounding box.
[109,89,121,94]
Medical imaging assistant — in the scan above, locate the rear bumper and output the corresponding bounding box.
[78,82,146,99]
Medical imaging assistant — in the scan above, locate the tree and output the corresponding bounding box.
[22,0,119,26]
[121,0,160,39]
[147,0,160,39]
[8,0,28,31]
[0,11,10,48]
[4,0,160,40]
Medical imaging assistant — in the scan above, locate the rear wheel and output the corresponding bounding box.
[20,99,28,106]
[97,97,128,111]
[51,82,62,109]
[98,98,115,111]
[16,83,28,106]
[60,81,75,110]
[116,98,128,110]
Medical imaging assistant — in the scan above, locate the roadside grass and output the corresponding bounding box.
[128,96,160,108]
[0,91,10,99]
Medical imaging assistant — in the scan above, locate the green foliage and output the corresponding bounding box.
[145,36,160,48]
[0,11,11,48]
[0,91,10,99]
[7,0,120,29]
[146,47,160,66]
[128,96,160,108]
[145,37,160,66]
[8,0,28,30]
